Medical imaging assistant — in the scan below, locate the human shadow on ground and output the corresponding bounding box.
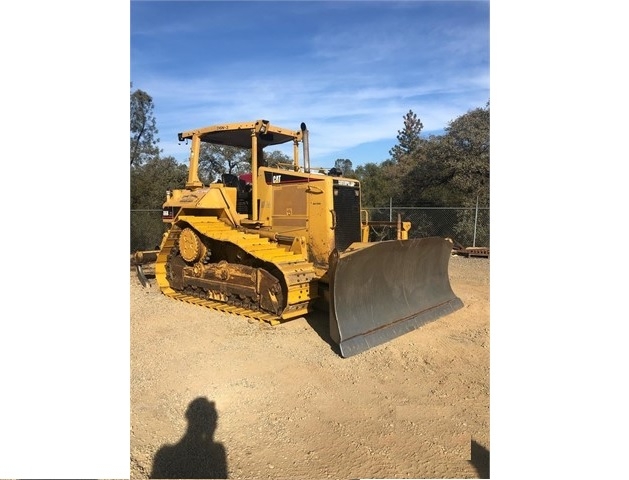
[470,439,490,478]
[150,397,228,479]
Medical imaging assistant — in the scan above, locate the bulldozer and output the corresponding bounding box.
[132,119,463,358]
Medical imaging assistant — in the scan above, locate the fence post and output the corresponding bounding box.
[473,195,479,247]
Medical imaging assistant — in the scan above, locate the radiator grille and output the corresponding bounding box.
[333,185,361,251]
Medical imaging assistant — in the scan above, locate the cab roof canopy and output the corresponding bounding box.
[178,120,302,149]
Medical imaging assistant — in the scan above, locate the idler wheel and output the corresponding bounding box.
[178,227,207,263]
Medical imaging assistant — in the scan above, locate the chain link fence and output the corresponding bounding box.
[131,205,489,253]
[131,209,166,253]
[364,205,489,247]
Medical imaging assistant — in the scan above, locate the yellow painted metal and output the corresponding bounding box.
[293,139,300,170]
[251,130,259,221]
[178,121,302,146]
[185,135,203,189]
[158,118,357,319]
[155,214,317,322]
[178,227,206,263]
[146,119,462,356]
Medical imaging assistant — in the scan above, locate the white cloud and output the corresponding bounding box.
[131,1,489,166]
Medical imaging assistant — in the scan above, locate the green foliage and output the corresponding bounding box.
[131,156,188,208]
[453,206,490,247]
[394,136,460,206]
[354,161,396,207]
[442,103,490,207]
[128,83,490,249]
[130,87,161,166]
[357,102,490,244]
[334,158,355,178]
[198,144,252,184]
[130,156,188,252]
[388,110,424,163]
[130,210,165,253]
[379,110,431,205]
[198,146,294,182]
[198,144,248,182]
[265,150,292,168]
[362,103,489,207]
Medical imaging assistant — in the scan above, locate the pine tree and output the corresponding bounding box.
[388,110,423,163]
[130,86,161,166]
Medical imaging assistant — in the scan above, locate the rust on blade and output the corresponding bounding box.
[329,237,463,357]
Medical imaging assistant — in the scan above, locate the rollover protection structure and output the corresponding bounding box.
[134,119,463,357]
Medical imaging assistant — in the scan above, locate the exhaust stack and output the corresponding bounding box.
[301,122,310,173]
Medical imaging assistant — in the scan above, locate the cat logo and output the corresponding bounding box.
[272,175,282,184]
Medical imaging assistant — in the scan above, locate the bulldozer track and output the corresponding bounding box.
[155,215,317,325]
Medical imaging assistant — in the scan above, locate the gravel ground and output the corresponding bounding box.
[130,254,490,479]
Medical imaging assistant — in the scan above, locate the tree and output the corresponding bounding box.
[396,135,462,207]
[130,156,188,209]
[439,103,490,245]
[354,161,393,207]
[130,156,188,251]
[130,86,161,166]
[388,110,424,163]
[382,110,429,205]
[198,144,250,184]
[333,158,354,178]
[441,103,490,205]
[265,150,292,168]
[197,146,295,183]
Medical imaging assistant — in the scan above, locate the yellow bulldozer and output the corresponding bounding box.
[132,119,463,357]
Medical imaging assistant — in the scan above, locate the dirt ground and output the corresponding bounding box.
[130,255,489,479]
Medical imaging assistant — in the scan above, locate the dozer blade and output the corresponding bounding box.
[329,237,463,358]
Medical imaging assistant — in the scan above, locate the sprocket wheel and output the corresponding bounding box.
[178,227,207,263]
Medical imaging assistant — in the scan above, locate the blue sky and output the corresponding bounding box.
[6,3,629,478]
[131,0,489,168]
